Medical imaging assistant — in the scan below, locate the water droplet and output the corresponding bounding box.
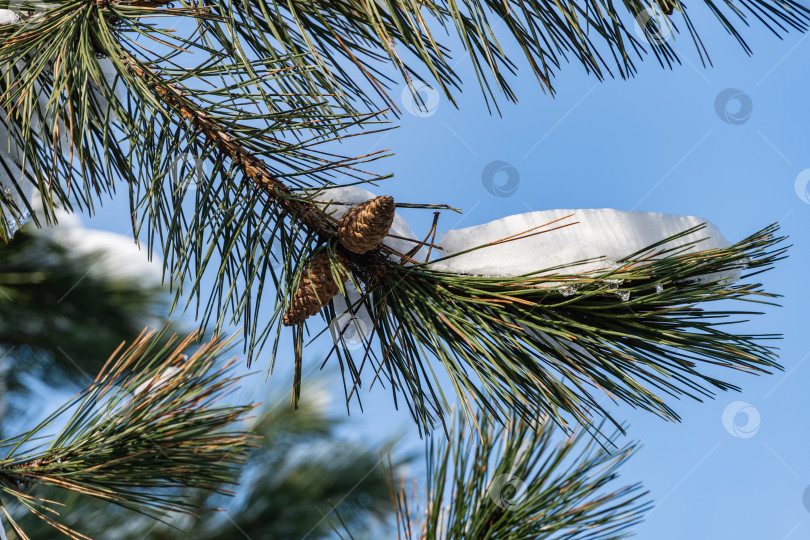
[560,284,577,297]
[2,179,34,238]
[655,283,664,293]
[5,220,20,237]
[605,279,622,290]
[5,210,32,238]
[618,290,631,302]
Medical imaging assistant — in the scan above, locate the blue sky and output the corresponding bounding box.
[78,9,810,540]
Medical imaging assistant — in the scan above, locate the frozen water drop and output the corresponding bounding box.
[560,284,577,297]
[5,220,20,237]
[655,283,664,293]
[18,208,32,227]
[618,290,631,301]
[4,210,32,239]
[605,278,622,290]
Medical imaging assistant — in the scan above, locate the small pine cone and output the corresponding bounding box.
[338,195,396,254]
[282,252,349,326]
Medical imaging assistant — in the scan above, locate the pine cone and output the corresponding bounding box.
[282,252,349,326]
[338,195,396,254]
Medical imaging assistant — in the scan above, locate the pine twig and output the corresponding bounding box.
[0,328,257,539]
[389,411,651,540]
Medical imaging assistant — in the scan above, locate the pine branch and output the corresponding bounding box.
[82,37,792,437]
[0,1,793,437]
[390,411,651,540]
[0,328,256,539]
[0,0,389,241]
[0,230,164,360]
[2,377,402,540]
[324,223,787,435]
[119,53,340,241]
[1,3,392,364]
[106,51,391,360]
[198,0,810,109]
[0,226,170,434]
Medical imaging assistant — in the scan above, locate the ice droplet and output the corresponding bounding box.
[3,211,31,238]
[655,283,664,293]
[605,278,622,290]
[618,290,631,302]
[2,184,34,238]
[5,219,20,237]
[560,284,577,297]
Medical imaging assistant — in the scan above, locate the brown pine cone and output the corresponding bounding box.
[338,195,396,254]
[282,252,349,326]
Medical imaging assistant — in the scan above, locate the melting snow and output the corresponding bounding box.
[429,208,734,280]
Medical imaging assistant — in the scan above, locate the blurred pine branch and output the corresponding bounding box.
[391,410,651,540]
[0,328,256,539]
[2,376,403,540]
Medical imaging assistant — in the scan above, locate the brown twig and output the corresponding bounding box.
[0,459,44,493]
[121,53,338,244]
